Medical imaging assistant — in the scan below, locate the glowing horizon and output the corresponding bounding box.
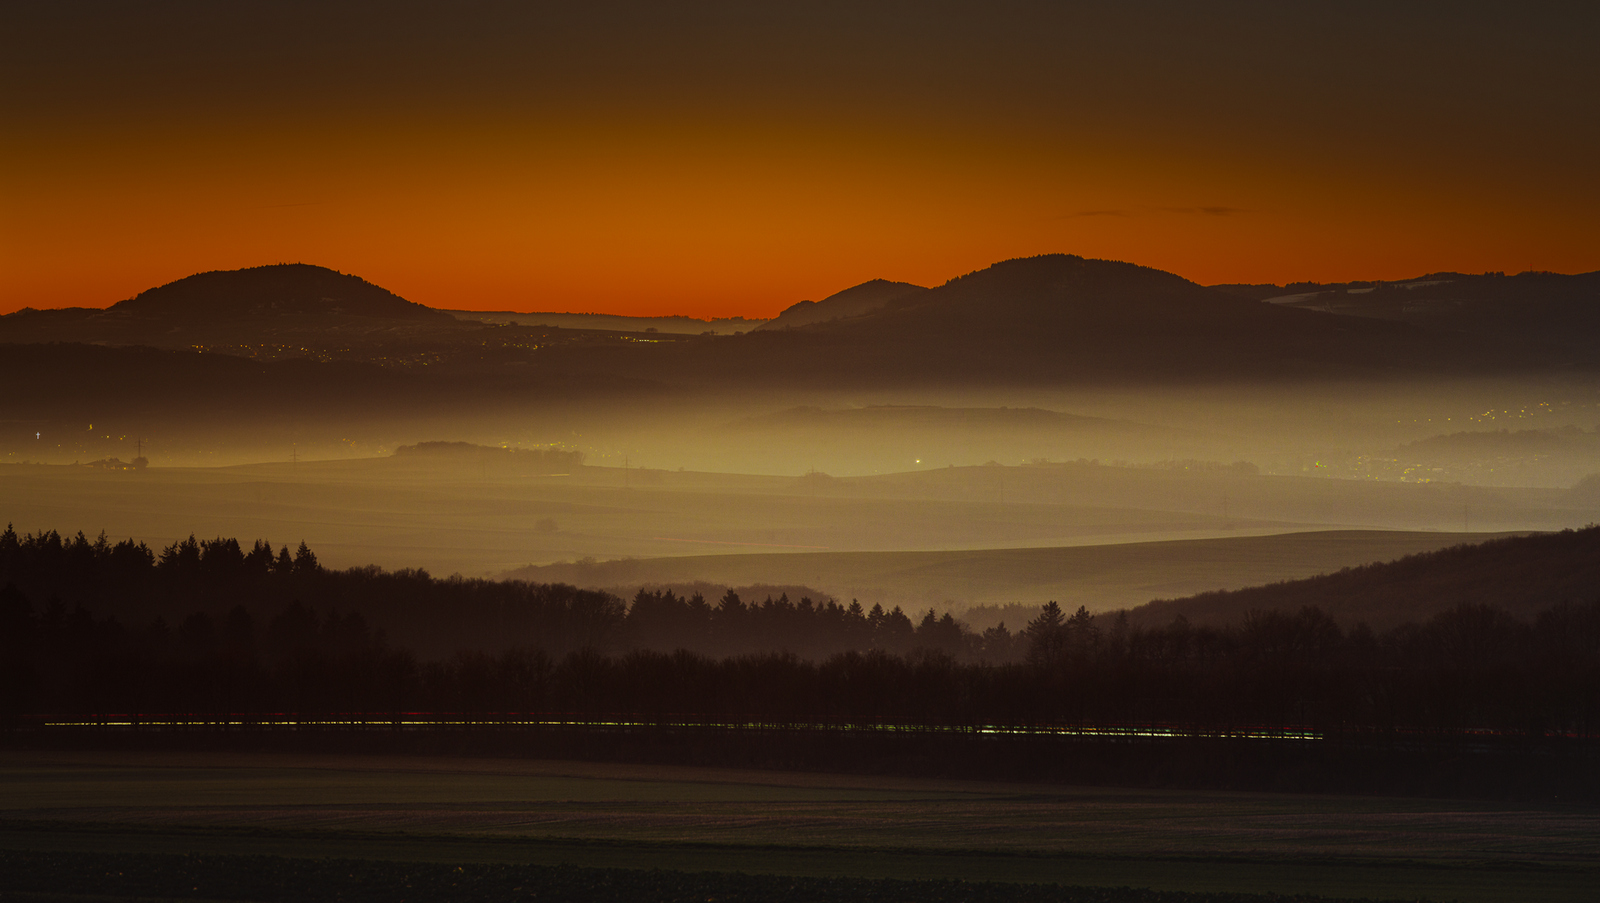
[5,250,1595,322]
[4,4,1597,319]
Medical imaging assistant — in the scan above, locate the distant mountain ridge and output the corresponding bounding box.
[112,263,449,321]
[755,279,927,330]
[4,253,1598,387]
[811,254,1410,345]
[688,254,1441,384]
[858,254,1377,331]
[0,263,459,348]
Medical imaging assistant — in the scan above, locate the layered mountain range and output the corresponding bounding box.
[3,255,1597,395]
[718,255,1429,382]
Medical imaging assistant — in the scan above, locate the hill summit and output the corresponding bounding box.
[112,263,448,322]
[709,254,1431,383]
[840,254,1323,331]
[0,263,458,348]
[756,278,926,330]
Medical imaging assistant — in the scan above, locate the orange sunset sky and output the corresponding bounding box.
[4,3,1597,318]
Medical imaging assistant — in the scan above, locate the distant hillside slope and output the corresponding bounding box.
[446,310,767,334]
[1366,427,1600,489]
[0,342,425,421]
[1401,426,1600,456]
[1261,270,1600,363]
[755,279,927,330]
[504,531,1518,618]
[1207,283,1288,301]
[728,404,1135,434]
[1128,526,1600,629]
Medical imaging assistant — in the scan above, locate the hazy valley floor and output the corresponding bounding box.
[3,455,1589,611]
[515,529,1521,618]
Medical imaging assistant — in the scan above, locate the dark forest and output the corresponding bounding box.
[5,524,1598,741]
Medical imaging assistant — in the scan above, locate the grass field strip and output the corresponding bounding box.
[32,715,1327,741]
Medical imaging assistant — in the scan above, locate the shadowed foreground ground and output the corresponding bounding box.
[2,751,1597,902]
[0,848,1425,903]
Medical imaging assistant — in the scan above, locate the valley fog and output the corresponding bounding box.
[8,376,1597,484]
[4,257,1599,636]
[10,6,1600,897]
[4,376,1596,624]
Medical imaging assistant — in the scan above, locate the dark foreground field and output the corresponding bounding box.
[0,849,1457,903]
[3,750,1597,903]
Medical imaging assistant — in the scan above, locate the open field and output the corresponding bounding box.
[2,750,1597,902]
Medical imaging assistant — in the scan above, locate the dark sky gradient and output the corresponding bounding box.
[4,2,1597,315]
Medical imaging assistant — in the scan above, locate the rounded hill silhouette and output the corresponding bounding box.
[756,278,927,330]
[720,254,1429,382]
[111,263,449,322]
[0,263,458,349]
[834,254,1319,335]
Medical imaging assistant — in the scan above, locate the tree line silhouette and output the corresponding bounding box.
[0,526,986,661]
[4,524,1599,738]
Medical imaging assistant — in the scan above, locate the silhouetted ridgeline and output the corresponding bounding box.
[663,254,1453,385]
[1129,526,1600,628]
[1243,269,1600,361]
[0,264,454,349]
[3,525,1599,741]
[114,264,451,322]
[753,278,927,330]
